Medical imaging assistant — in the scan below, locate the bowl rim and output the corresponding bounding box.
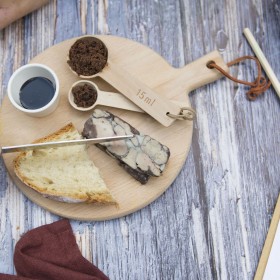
[7,63,60,114]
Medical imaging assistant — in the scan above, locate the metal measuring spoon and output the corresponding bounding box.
[67,36,182,127]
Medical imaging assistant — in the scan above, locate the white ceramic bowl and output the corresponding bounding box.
[7,63,60,117]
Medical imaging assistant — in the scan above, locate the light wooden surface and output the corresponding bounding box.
[254,194,280,279]
[243,28,280,99]
[0,1,279,279]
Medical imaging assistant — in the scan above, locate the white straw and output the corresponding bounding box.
[243,28,280,99]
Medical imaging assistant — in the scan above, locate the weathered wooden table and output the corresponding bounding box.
[0,1,279,279]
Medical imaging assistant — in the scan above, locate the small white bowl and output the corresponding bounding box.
[7,63,60,117]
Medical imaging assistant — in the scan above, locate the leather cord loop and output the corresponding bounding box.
[207,56,271,100]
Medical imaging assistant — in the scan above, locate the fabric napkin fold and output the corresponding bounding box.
[0,219,109,280]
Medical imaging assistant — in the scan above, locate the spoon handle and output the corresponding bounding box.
[97,90,143,112]
[97,90,191,114]
[100,62,182,127]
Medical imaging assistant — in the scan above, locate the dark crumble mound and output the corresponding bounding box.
[67,37,108,76]
[72,83,98,108]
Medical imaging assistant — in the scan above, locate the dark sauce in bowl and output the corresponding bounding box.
[19,77,55,110]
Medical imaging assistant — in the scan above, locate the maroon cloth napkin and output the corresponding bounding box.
[0,219,109,280]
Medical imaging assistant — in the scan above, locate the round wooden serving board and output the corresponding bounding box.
[0,35,226,221]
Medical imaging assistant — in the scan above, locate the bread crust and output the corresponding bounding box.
[14,123,115,204]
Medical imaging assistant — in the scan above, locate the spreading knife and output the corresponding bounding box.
[0,134,134,154]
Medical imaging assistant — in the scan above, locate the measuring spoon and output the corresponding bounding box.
[67,36,182,127]
[68,80,193,118]
[69,80,143,112]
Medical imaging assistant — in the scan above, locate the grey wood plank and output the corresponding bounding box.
[0,0,279,279]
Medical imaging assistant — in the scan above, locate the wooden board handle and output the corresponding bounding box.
[185,50,228,93]
[100,62,182,127]
[174,51,228,94]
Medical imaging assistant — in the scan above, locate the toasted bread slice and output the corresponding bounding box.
[14,123,115,204]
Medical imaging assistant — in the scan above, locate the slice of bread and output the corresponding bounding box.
[14,123,115,204]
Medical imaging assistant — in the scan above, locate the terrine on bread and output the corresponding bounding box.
[82,109,170,184]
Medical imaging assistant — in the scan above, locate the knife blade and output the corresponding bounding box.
[1,134,134,154]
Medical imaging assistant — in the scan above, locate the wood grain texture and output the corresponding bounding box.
[0,37,225,221]
[0,35,197,220]
[0,0,280,279]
